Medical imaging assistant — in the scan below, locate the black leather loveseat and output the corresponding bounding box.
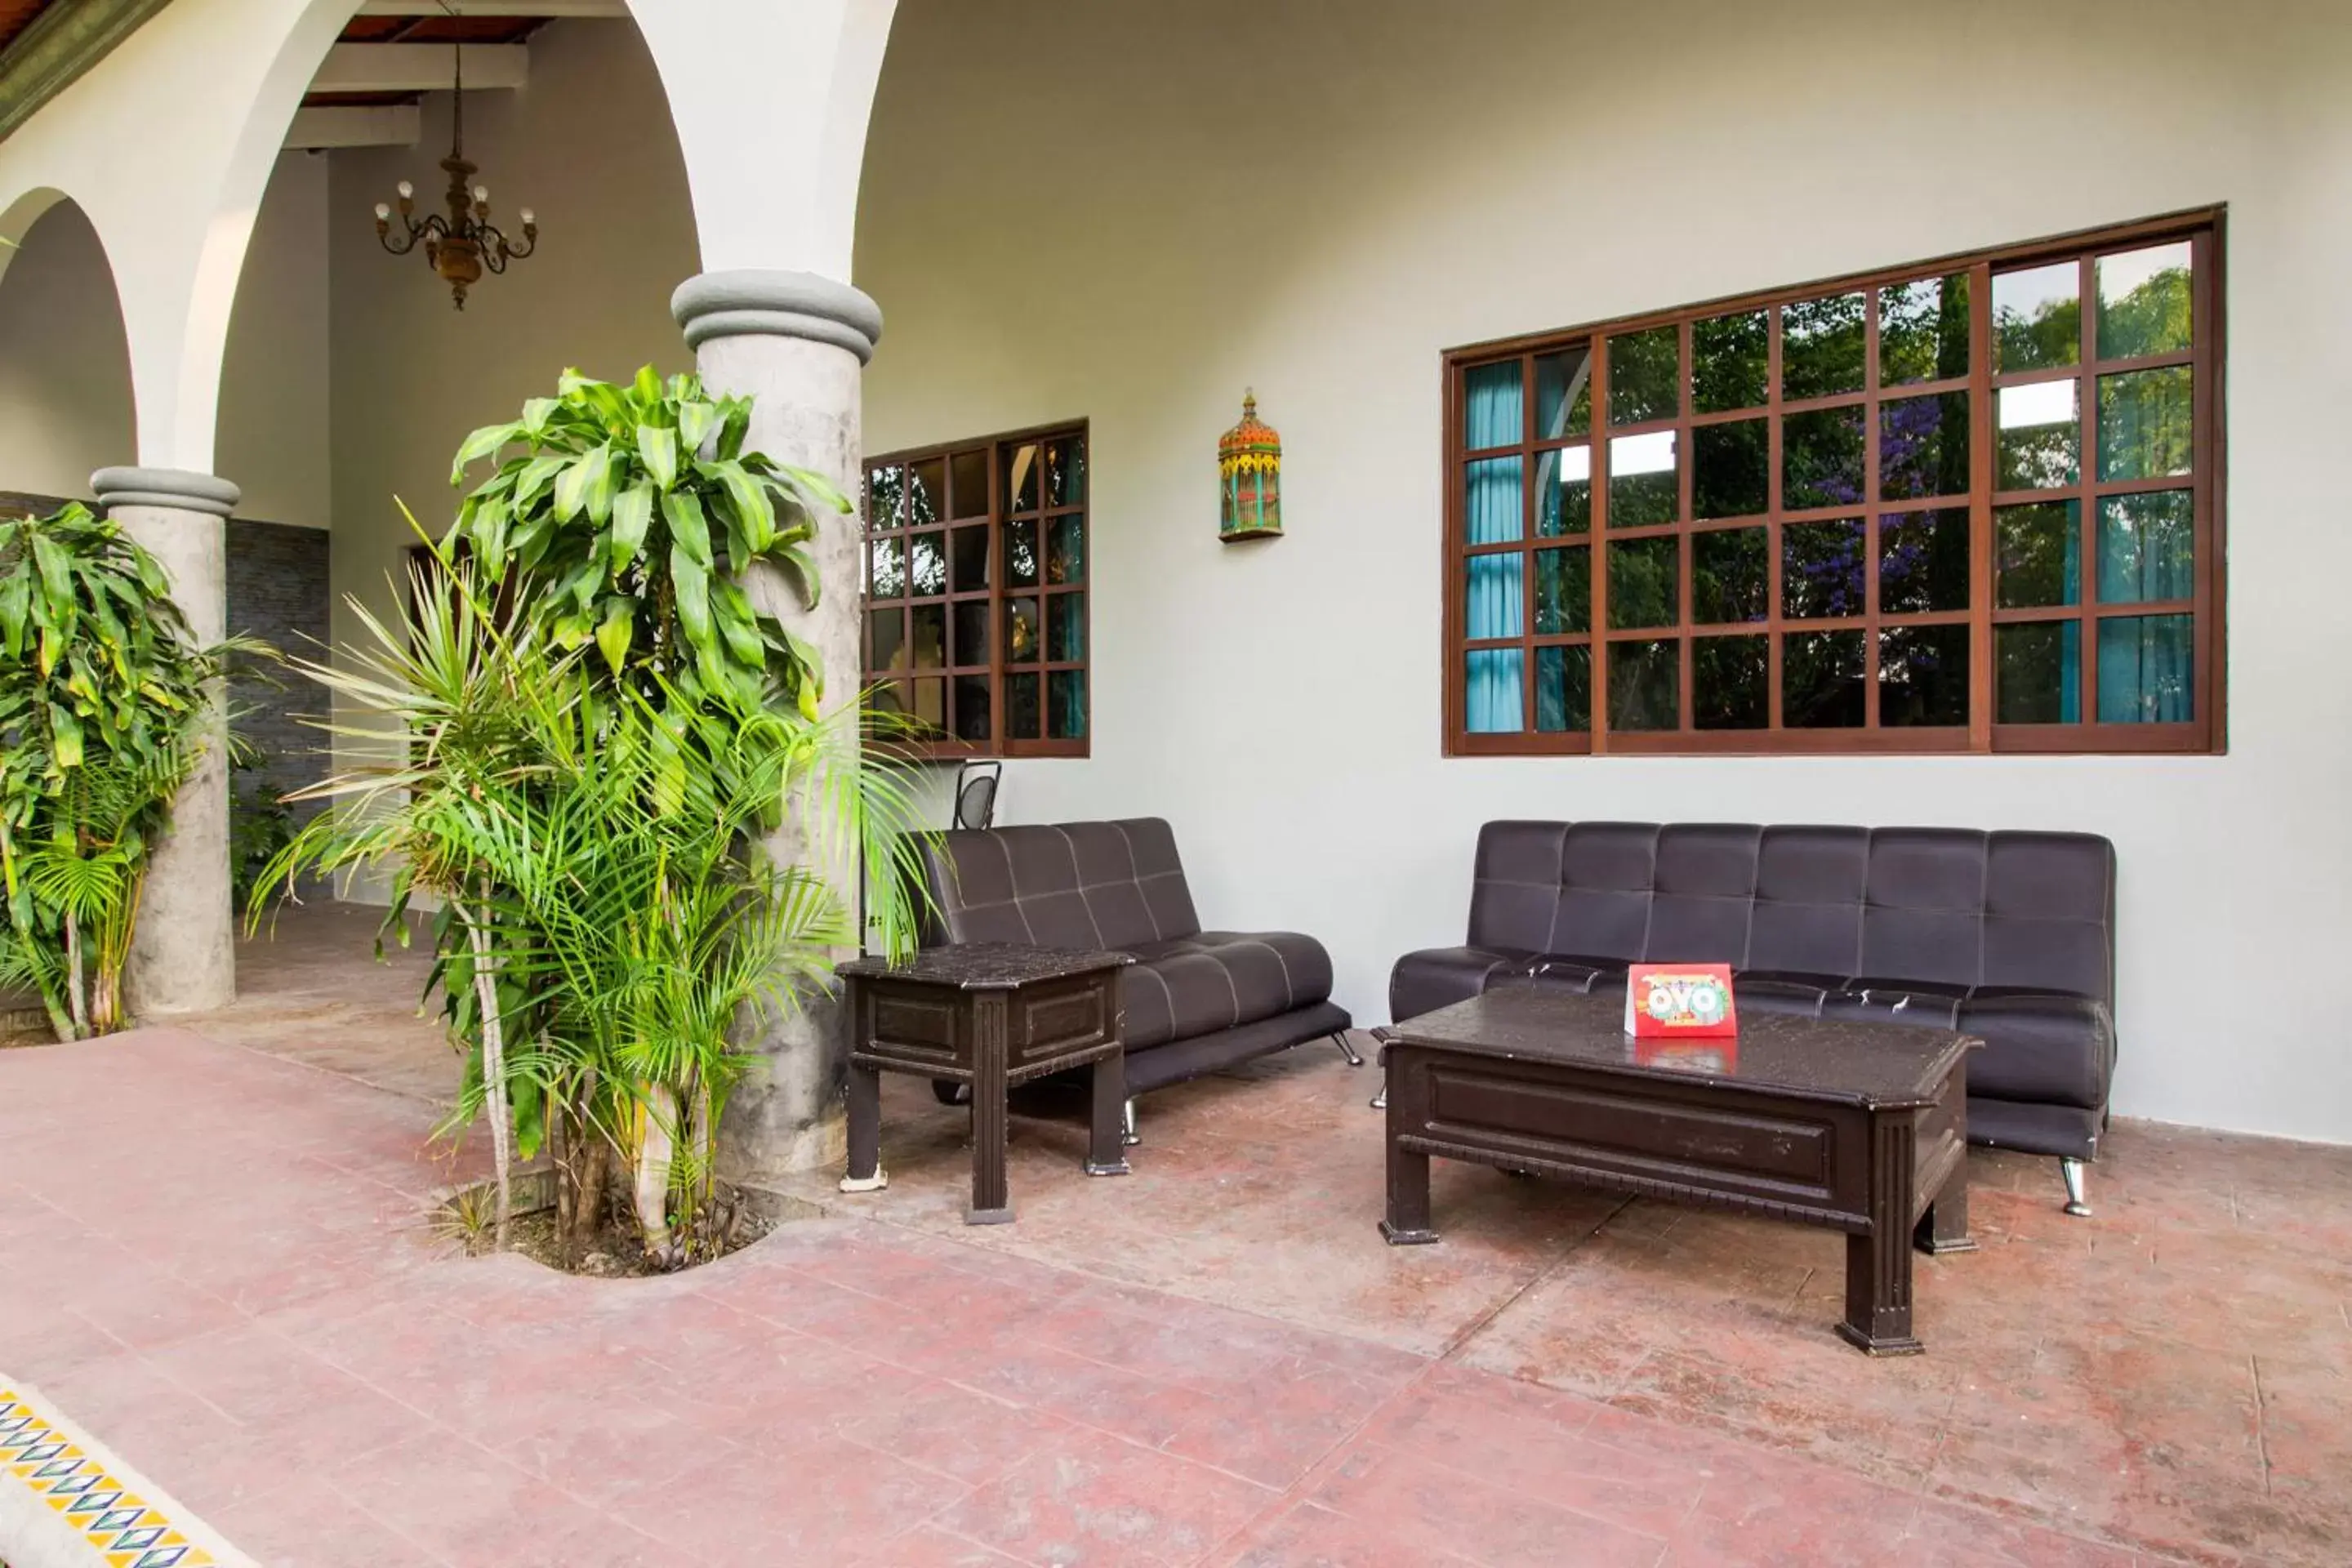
[1391,822,2118,1214]
[918,818,1355,1134]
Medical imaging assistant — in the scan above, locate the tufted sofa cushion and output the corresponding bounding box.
[918,818,1339,1058]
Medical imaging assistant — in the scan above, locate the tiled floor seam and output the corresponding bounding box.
[766,1226,1442,1383]
[1433,1194,1632,1362]
[2250,1352,2276,1497]
[925,1364,1296,1499]
[1917,1472,2202,1566]
[678,1275,1315,1502]
[305,1475,467,1568]
[1186,1358,1448,1568]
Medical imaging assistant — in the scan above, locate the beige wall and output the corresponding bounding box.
[0,199,135,500]
[0,152,332,522]
[858,0,2352,1141]
[219,151,333,528]
[325,16,696,651]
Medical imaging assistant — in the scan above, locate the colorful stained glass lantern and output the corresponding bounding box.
[1218,390,1282,541]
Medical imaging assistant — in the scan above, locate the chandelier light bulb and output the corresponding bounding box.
[374,203,391,220]
[519,207,535,226]
[396,180,414,199]
[473,185,489,203]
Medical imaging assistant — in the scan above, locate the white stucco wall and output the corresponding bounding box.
[0,198,134,498]
[857,0,2352,1143]
[0,162,327,524]
[3,0,2344,1143]
[218,151,333,528]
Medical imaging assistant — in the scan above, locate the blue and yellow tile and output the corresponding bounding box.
[0,1388,223,1567]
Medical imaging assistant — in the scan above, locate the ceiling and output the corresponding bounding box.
[0,2,623,149]
[0,2,50,59]
[303,13,545,110]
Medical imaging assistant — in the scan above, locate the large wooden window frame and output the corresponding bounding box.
[1441,209,2225,757]
[862,421,1091,760]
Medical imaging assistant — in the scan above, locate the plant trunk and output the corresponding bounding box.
[563,1071,609,1251]
[550,1085,574,1258]
[684,1071,715,1248]
[570,1126,612,1251]
[635,1080,677,1260]
[90,969,118,1035]
[61,909,87,1040]
[32,976,75,1045]
[92,872,140,1035]
[459,895,514,1250]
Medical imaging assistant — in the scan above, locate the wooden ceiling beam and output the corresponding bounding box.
[284,103,421,149]
[353,1,628,16]
[311,40,528,93]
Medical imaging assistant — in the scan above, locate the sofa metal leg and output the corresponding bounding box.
[1370,1082,1387,1111]
[1331,1030,1365,1067]
[1122,1098,1140,1147]
[2060,1157,2091,1218]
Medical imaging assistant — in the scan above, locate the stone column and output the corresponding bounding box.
[90,466,238,1017]
[672,270,881,1180]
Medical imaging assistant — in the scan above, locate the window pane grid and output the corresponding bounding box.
[1446,216,2217,755]
[864,426,1089,758]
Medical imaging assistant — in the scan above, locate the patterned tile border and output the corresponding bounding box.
[0,1384,252,1568]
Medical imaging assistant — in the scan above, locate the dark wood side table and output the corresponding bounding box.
[836,942,1133,1225]
[1380,990,1977,1355]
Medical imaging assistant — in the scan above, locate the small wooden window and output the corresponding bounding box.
[1442,211,2224,755]
[862,422,1090,759]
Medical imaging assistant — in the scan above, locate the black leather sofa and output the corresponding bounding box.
[917,818,1356,1133]
[1390,822,2118,1214]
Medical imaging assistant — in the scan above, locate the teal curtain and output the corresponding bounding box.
[1464,365,1525,733]
[2091,492,2191,723]
[2060,528,2081,723]
[2098,615,2191,723]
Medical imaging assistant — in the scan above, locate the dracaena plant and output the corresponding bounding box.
[257,547,933,1258]
[0,503,249,1040]
[444,365,852,716]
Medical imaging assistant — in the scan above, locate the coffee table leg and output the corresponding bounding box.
[966,1000,1013,1225]
[1085,1050,1131,1177]
[1379,1052,1438,1245]
[1380,1147,1437,1245]
[1838,1117,1923,1355]
[1916,1162,1976,1255]
[838,1060,887,1195]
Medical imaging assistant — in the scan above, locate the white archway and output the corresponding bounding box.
[0,189,137,501]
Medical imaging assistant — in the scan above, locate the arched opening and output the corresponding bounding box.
[0,191,136,510]
[201,2,704,1049]
[210,2,701,622]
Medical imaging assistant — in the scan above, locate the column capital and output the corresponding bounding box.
[670,269,883,363]
[90,467,240,517]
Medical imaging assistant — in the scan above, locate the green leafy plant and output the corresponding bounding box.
[260,549,929,1257]
[0,503,249,1040]
[231,760,294,907]
[444,365,851,716]
[260,359,933,1263]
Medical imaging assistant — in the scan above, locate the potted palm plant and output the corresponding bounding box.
[257,368,932,1264]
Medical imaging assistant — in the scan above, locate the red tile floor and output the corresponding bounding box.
[2,909,2347,1566]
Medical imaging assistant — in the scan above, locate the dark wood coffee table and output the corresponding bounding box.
[1379,989,1976,1355]
[837,943,1132,1225]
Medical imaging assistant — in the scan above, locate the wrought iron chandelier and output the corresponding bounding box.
[372,28,537,310]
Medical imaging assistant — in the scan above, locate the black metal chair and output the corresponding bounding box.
[952,760,1001,831]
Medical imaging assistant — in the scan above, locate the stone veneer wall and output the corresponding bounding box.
[224,518,331,821]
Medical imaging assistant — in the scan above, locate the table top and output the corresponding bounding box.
[1388,989,1976,1109]
[836,942,1134,991]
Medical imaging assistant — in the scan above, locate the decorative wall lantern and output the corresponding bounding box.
[1218,390,1282,541]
